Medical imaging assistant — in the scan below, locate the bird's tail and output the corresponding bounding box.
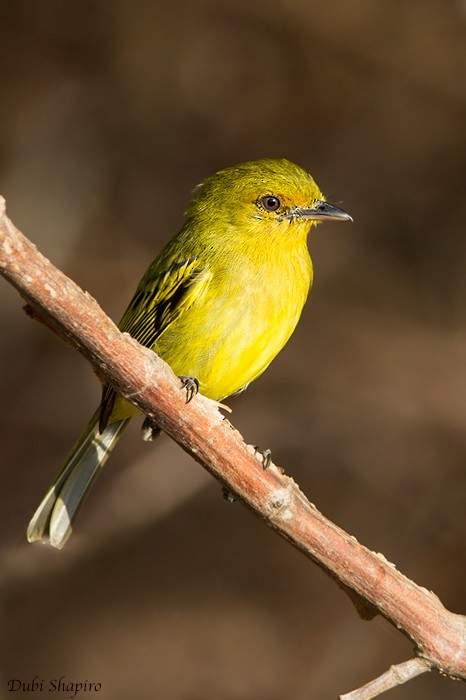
[27,409,130,549]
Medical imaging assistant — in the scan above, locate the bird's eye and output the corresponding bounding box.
[260,195,281,212]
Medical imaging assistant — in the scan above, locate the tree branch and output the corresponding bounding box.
[1,196,465,696]
[340,657,432,700]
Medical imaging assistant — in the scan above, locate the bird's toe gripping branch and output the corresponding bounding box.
[254,446,272,470]
[179,375,200,403]
[141,416,162,442]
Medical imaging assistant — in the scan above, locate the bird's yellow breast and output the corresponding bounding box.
[155,234,313,401]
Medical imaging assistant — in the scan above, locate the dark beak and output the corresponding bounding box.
[292,200,353,222]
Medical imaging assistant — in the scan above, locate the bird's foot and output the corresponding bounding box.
[141,416,161,442]
[222,486,237,503]
[254,446,272,470]
[179,375,200,403]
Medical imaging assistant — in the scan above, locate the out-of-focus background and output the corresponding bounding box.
[1,1,465,698]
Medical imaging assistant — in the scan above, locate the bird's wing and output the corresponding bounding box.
[119,256,211,345]
[99,256,211,431]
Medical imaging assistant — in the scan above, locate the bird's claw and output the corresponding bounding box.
[254,446,272,470]
[222,486,237,503]
[141,416,161,441]
[179,375,200,403]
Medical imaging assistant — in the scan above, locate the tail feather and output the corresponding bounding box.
[27,410,129,548]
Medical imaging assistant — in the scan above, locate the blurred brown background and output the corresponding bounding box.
[1,1,465,698]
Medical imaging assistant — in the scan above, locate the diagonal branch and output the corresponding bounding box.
[0,196,465,697]
[340,657,433,700]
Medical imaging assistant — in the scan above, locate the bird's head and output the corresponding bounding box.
[188,158,352,241]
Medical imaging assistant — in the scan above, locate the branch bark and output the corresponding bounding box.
[1,196,465,697]
[340,658,432,700]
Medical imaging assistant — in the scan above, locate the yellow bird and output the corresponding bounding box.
[27,158,352,548]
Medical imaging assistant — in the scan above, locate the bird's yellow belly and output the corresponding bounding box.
[156,270,309,401]
[111,247,312,423]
